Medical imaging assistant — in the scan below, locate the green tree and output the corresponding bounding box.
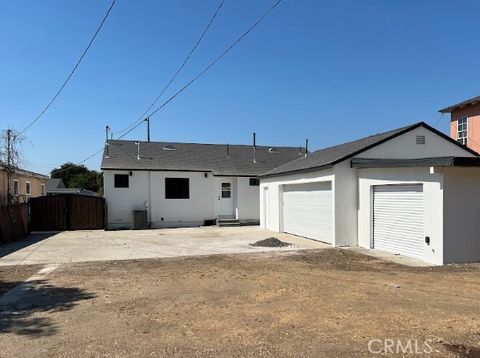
[51,163,102,194]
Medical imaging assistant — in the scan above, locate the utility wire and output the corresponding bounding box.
[117,0,284,140]
[113,0,225,136]
[49,0,284,174]
[19,0,116,135]
[434,112,445,127]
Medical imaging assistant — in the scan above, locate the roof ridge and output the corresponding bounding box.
[260,122,424,177]
[108,139,303,150]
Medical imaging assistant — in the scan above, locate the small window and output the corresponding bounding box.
[25,181,31,196]
[221,183,231,198]
[249,178,260,186]
[416,135,426,145]
[114,174,129,188]
[457,116,468,146]
[41,184,45,196]
[13,179,19,196]
[165,178,189,199]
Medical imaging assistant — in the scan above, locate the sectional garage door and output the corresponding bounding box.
[373,184,424,259]
[282,182,332,244]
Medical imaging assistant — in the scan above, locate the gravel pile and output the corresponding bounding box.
[250,237,292,248]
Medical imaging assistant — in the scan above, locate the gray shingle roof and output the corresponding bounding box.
[260,122,477,177]
[46,178,65,191]
[101,140,305,176]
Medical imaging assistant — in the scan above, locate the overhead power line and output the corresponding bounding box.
[117,0,284,139]
[19,0,116,135]
[114,0,225,136]
[434,112,445,127]
[50,0,284,174]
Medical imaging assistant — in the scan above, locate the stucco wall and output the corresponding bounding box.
[449,105,480,153]
[357,167,444,265]
[333,161,357,246]
[259,168,335,235]
[360,126,475,159]
[104,170,217,228]
[104,170,150,229]
[235,177,260,221]
[0,169,47,204]
[104,170,259,228]
[150,171,216,227]
[443,167,480,264]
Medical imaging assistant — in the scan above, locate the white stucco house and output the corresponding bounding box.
[259,122,480,265]
[101,140,304,229]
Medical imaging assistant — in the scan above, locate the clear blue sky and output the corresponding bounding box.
[1,0,479,174]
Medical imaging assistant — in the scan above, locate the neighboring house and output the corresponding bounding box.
[0,166,48,204]
[259,122,480,265]
[46,178,65,191]
[439,95,480,152]
[101,140,304,229]
[46,178,97,197]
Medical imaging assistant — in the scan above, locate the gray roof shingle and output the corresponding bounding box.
[46,178,65,190]
[101,140,305,176]
[260,122,477,177]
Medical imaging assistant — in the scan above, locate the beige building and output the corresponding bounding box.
[0,167,49,204]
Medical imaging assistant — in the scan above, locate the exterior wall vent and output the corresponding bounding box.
[163,144,176,151]
[416,135,426,145]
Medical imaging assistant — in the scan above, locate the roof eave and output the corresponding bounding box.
[351,156,480,168]
[259,164,334,179]
[439,97,480,113]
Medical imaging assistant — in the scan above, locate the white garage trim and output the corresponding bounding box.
[282,182,333,244]
[373,184,425,259]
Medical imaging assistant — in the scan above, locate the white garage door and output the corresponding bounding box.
[283,182,332,244]
[373,184,424,259]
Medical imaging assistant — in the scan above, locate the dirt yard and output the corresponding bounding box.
[1,249,480,357]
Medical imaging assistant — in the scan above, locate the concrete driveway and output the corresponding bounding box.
[0,226,329,266]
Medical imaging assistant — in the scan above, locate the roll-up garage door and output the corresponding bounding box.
[373,184,424,259]
[283,182,333,244]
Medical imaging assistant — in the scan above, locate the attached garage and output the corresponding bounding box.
[282,182,333,243]
[372,184,425,259]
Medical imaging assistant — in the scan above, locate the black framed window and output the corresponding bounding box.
[165,178,189,199]
[13,179,19,195]
[221,183,231,198]
[249,178,260,186]
[114,174,129,188]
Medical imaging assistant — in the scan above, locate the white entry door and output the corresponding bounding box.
[373,184,425,259]
[282,182,333,244]
[218,179,234,218]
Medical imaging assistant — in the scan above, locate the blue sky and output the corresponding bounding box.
[1,0,479,174]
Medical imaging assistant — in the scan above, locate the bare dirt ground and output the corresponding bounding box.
[0,265,41,296]
[1,249,480,357]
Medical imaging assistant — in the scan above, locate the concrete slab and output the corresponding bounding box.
[0,226,330,266]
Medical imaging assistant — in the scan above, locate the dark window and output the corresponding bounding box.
[13,179,19,195]
[114,174,129,188]
[221,183,231,198]
[165,178,189,199]
[249,178,260,186]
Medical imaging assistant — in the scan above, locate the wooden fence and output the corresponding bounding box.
[0,203,29,244]
[30,195,105,231]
